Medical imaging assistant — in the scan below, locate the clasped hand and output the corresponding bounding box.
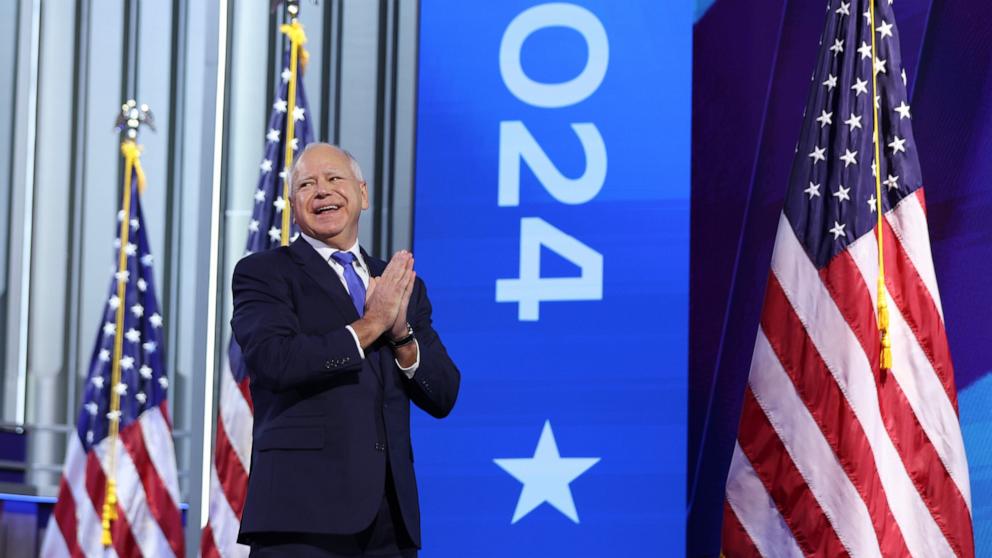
[362,250,415,341]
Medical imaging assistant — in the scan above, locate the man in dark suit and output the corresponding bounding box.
[231,143,460,557]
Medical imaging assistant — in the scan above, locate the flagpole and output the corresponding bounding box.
[102,100,153,547]
[279,0,308,246]
[868,0,892,371]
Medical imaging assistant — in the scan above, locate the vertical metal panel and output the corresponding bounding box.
[26,0,80,489]
[0,0,23,423]
[298,2,327,140]
[187,0,229,550]
[391,0,418,252]
[339,0,380,252]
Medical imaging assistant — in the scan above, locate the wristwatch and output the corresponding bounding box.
[388,322,415,348]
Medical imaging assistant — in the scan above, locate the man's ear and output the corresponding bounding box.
[360,181,369,210]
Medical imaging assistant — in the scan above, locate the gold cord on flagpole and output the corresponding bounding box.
[102,139,141,546]
[279,6,308,246]
[868,0,892,370]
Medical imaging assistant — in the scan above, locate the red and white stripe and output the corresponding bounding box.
[41,402,185,558]
[723,190,974,557]
[200,352,252,558]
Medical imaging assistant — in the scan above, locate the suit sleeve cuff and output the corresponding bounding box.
[396,339,420,378]
[345,325,365,359]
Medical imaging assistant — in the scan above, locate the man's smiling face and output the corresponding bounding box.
[290,144,368,249]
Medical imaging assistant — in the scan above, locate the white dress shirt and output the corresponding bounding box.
[300,233,419,377]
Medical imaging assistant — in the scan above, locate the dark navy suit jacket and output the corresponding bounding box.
[231,238,460,546]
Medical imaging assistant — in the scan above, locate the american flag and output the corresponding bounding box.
[722,1,974,557]
[41,145,184,557]
[200,46,313,558]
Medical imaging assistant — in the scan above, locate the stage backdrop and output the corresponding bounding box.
[412,0,691,555]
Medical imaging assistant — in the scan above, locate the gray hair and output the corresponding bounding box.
[288,142,365,193]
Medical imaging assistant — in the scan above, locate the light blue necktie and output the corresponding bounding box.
[331,251,366,317]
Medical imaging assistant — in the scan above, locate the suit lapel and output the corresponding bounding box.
[289,238,359,322]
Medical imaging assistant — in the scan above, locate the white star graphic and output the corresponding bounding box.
[136,392,147,404]
[92,375,106,388]
[829,39,844,55]
[125,328,141,343]
[99,349,111,363]
[840,149,858,167]
[833,185,851,202]
[274,99,287,113]
[845,113,862,131]
[249,219,260,232]
[139,365,153,380]
[836,1,850,15]
[131,303,144,318]
[273,196,287,213]
[115,270,130,284]
[804,182,821,199]
[884,174,900,190]
[131,218,140,231]
[877,20,894,39]
[106,410,122,422]
[809,146,827,164]
[293,106,306,122]
[829,221,847,240]
[114,382,128,396]
[137,278,147,292]
[281,68,292,83]
[823,74,838,91]
[260,159,273,173]
[816,110,833,128]
[109,295,120,310]
[889,136,907,154]
[85,402,99,415]
[103,322,116,337]
[141,254,154,267]
[266,128,280,143]
[120,356,135,370]
[895,101,911,120]
[125,243,137,257]
[149,313,163,328]
[290,137,300,151]
[868,194,878,213]
[268,226,282,243]
[143,341,157,354]
[158,377,169,389]
[494,421,600,524]
[254,189,266,203]
[852,78,869,96]
[858,41,872,60]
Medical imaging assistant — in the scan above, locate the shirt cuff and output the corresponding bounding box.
[345,325,365,359]
[395,339,420,379]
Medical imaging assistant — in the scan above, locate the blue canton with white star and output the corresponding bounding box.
[76,170,168,451]
[786,0,921,268]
